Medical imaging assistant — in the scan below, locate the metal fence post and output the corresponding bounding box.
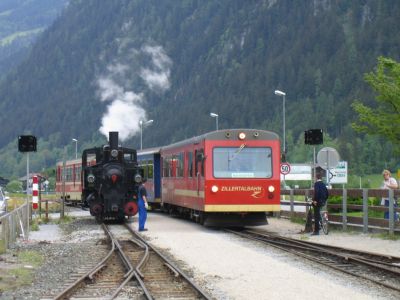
[389,189,394,235]
[342,189,347,231]
[363,189,368,233]
[290,189,294,219]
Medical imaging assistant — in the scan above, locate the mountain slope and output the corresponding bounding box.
[0,0,399,177]
[0,0,68,78]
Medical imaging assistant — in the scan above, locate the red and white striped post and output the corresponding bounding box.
[32,175,39,210]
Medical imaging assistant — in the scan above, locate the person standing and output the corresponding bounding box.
[312,173,329,235]
[137,178,149,232]
[381,169,398,220]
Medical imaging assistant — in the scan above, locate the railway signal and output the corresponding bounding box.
[18,135,37,152]
[18,135,37,240]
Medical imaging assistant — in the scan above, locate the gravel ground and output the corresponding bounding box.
[0,210,400,300]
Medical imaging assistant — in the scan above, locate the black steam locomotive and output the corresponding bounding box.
[82,131,143,221]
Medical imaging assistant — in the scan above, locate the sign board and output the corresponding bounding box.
[328,161,348,184]
[280,164,312,181]
[317,147,340,170]
[280,163,291,175]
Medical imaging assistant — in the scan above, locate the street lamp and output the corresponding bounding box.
[140,119,153,150]
[210,112,219,130]
[72,138,78,159]
[274,90,286,155]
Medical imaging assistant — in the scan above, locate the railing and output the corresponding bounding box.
[0,203,30,252]
[281,188,400,235]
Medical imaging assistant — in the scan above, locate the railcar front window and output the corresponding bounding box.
[213,147,272,178]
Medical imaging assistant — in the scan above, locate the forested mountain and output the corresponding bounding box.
[0,0,399,178]
[0,0,68,78]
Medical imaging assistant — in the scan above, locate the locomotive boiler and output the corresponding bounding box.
[82,131,143,221]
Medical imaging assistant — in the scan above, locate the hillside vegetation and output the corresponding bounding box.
[0,0,399,178]
[0,0,67,78]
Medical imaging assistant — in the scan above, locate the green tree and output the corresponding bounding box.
[352,57,400,148]
[6,180,22,193]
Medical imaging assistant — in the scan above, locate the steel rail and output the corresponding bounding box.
[249,229,400,264]
[226,229,400,293]
[53,223,116,300]
[124,223,212,300]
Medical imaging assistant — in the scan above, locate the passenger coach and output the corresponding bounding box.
[138,129,281,226]
[55,158,82,205]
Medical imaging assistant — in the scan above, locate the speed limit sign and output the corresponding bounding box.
[280,163,291,175]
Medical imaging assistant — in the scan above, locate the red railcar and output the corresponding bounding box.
[158,129,281,226]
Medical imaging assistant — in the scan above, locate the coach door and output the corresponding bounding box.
[195,149,204,196]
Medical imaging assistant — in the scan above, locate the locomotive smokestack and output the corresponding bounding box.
[109,131,119,150]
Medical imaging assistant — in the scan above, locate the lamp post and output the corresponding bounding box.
[274,90,286,155]
[210,112,219,130]
[72,138,78,159]
[140,119,153,150]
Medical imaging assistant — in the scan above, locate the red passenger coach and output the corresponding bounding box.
[160,129,281,226]
[55,159,83,205]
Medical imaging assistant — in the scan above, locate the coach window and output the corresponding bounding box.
[162,157,169,177]
[187,152,193,177]
[75,166,81,181]
[148,161,154,179]
[177,152,184,177]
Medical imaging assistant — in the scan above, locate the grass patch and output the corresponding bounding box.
[290,216,305,225]
[0,240,5,254]
[55,215,74,224]
[0,250,43,292]
[370,232,400,241]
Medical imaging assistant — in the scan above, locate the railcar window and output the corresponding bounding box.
[213,147,272,178]
[177,152,184,177]
[195,149,204,177]
[187,152,193,177]
[162,157,170,177]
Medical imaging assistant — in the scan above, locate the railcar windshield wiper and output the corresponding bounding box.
[229,143,246,161]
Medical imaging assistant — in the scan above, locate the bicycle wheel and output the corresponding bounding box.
[320,212,329,235]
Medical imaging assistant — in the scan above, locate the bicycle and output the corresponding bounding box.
[306,198,329,235]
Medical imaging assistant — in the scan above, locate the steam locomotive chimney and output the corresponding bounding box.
[109,131,119,150]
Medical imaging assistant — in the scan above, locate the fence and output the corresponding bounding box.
[0,203,30,252]
[281,188,400,235]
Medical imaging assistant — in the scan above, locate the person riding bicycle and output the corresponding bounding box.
[312,173,329,235]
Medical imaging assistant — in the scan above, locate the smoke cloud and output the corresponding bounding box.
[97,44,172,142]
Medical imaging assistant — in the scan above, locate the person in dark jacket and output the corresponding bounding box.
[312,173,329,235]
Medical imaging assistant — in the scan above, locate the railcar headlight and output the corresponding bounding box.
[268,185,275,193]
[238,132,246,140]
[134,174,142,183]
[211,185,219,193]
[87,174,95,183]
[111,149,118,158]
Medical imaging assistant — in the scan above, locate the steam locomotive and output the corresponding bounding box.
[81,131,143,221]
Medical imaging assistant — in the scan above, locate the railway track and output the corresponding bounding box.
[43,223,211,300]
[226,228,400,293]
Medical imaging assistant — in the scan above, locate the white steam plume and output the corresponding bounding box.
[98,77,146,141]
[97,44,172,142]
[140,45,172,92]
